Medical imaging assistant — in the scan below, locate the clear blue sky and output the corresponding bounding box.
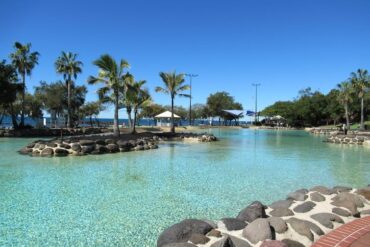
[1,0,370,118]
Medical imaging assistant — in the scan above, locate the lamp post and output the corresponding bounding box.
[185,73,198,126]
[252,83,261,124]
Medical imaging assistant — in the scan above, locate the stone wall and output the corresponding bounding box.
[18,133,218,157]
[157,185,370,247]
[325,134,369,145]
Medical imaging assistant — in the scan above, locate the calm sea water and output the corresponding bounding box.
[0,129,369,246]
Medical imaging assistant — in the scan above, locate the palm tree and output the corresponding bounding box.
[10,42,39,127]
[349,69,370,130]
[337,81,353,130]
[155,71,190,133]
[126,80,151,134]
[123,73,134,128]
[87,54,129,136]
[55,51,83,128]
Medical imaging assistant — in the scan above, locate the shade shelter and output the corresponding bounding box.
[155,111,181,127]
[222,110,244,126]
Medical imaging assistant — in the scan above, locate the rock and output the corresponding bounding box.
[281,239,305,247]
[332,207,351,217]
[26,143,36,148]
[95,139,106,145]
[163,244,197,247]
[95,145,108,153]
[287,191,307,201]
[79,140,95,146]
[221,218,247,231]
[105,139,116,144]
[202,220,218,229]
[18,147,33,155]
[150,144,159,149]
[211,236,251,247]
[134,145,145,151]
[310,192,325,202]
[81,145,94,154]
[286,218,324,241]
[46,142,57,148]
[107,143,119,153]
[361,209,370,215]
[261,240,287,247]
[71,143,81,152]
[331,192,364,216]
[269,208,294,217]
[267,217,288,233]
[237,201,267,223]
[189,233,209,244]
[32,150,40,156]
[333,186,352,193]
[269,200,293,209]
[54,148,69,156]
[356,187,370,200]
[242,218,272,244]
[37,144,45,150]
[207,229,222,238]
[41,148,54,157]
[310,185,335,195]
[311,213,344,229]
[293,201,316,213]
[59,143,71,149]
[157,219,214,247]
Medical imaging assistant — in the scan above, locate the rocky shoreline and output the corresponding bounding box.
[157,185,370,247]
[18,132,218,157]
[307,128,370,146]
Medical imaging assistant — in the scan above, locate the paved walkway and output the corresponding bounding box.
[312,216,370,247]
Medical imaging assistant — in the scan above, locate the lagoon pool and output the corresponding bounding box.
[1,129,369,246]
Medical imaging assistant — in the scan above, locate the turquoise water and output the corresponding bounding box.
[1,129,369,246]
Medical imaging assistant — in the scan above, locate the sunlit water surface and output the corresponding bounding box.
[1,129,369,246]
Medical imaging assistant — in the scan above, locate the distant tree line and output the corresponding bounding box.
[261,69,370,129]
[0,41,244,135]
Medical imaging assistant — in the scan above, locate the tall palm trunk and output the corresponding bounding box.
[131,108,137,134]
[10,103,19,129]
[360,97,364,130]
[20,72,25,127]
[171,95,175,133]
[67,76,71,128]
[344,103,350,130]
[126,107,132,128]
[113,91,120,136]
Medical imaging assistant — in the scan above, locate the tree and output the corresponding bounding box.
[0,60,22,128]
[155,71,190,133]
[139,104,165,125]
[337,81,353,129]
[55,51,83,128]
[126,80,151,133]
[10,42,39,127]
[80,101,104,127]
[349,69,370,130]
[206,91,243,124]
[122,73,135,128]
[88,54,129,136]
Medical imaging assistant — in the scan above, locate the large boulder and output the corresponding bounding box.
[269,208,294,217]
[79,140,95,146]
[269,200,293,209]
[71,143,81,152]
[189,233,209,245]
[107,143,119,153]
[211,236,251,247]
[221,218,247,231]
[81,145,95,154]
[54,148,69,156]
[157,219,214,247]
[310,213,344,229]
[281,239,305,247]
[310,186,335,195]
[267,217,288,234]
[242,218,272,244]
[286,218,324,241]
[333,186,352,193]
[261,240,287,247]
[163,244,197,247]
[332,207,351,217]
[293,201,316,213]
[41,148,54,157]
[237,201,267,223]
[356,187,370,200]
[310,192,325,202]
[287,191,307,201]
[331,192,364,216]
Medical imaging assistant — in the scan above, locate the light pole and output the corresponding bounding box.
[252,83,261,124]
[185,73,198,126]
